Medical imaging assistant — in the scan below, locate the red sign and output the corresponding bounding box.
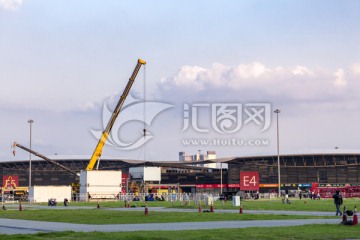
[121,174,129,193]
[228,184,241,188]
[240,172,259,190]
[2,175,19,189]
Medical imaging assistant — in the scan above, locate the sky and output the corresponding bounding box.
[1,0,360,162]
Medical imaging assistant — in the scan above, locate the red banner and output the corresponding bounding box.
[2,175,19,189]
[121,174,129,193]
[196,184,227,188]
[228,184,241,188]
[240,172,259,190]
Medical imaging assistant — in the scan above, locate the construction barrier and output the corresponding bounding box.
[353,205,358,225]
[144,202,148,215]
[342,206,347,223]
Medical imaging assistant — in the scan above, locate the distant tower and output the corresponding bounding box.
[197,150,201,161]
[179,151,194,162]
[207,151,216,160]
[179,152,186,161]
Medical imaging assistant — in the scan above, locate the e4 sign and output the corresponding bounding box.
[240,172,259,190]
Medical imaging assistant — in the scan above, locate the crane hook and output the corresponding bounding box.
[12,142,16,156]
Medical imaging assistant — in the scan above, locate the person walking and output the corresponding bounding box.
[332,190,343,216]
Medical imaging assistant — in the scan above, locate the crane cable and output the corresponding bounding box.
[143,64,147,162]
[136,64,147,162]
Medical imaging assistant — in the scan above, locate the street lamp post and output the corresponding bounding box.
[28,119,34,202]
[274,109,281,198]
[220,162,223,194]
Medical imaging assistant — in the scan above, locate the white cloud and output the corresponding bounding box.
[351,63,360,75]
[159,62,358,104]
[333,68,347,87]
[234,62,269,78]
[0,0,23,11]
[160,62,272,91]
[160,62,307,92]
[160,65,208,91]
[291,65,313,76]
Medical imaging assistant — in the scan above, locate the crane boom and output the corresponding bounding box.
[86,58,146,171]
[13,142,80,176]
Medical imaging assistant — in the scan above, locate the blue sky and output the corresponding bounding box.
[1,0,360,162]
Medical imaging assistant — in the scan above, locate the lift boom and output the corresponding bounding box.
[12,142,79,176]
[86,59,146,171]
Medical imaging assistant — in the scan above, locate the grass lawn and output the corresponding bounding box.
[214,197,360,212]
[49,197,359,212]
[1,198,358,239]
[0,209,336,224]
[1,224,359,240]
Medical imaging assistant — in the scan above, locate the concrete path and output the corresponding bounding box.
[0,218,341,235]
[0,205,342,235]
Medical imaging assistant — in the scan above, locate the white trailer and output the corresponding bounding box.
[80,170,122,201]
[29,186,71,203]
[129,167,161,181]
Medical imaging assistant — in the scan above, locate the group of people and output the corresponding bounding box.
[144,194,165,201]
[309,191,321,200]
[299,191,321,200]
[47,198,69,207]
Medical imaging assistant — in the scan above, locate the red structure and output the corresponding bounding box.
[311,183,360,198]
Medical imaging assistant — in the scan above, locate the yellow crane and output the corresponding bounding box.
[86,58,146,171]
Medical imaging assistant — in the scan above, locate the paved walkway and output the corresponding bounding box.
[0,218,341,235]
[0,205,342,235]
